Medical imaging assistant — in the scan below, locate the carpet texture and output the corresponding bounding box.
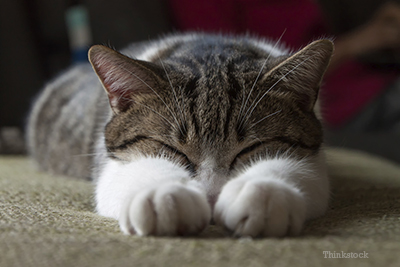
[1,148,400,267]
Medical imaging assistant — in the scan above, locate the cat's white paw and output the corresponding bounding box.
[214,178,306,237]
[119,182,211,236]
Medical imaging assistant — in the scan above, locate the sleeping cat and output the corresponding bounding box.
[27,33,333,237]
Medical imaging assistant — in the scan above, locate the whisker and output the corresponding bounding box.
[118,96,179,132]
[179,86,187,131]
[240,56,312,130]
[237,80,247,123]
[115,63,184,136]
[238,30,286,129]
[247,134,263,144]
[248,110,282,130]
[158,58,187,133]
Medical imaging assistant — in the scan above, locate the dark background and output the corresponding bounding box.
[0,0,172,129]
[1,0,399,162]
[0,0,388,129]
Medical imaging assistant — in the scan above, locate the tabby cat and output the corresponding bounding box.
[27,33,333,237]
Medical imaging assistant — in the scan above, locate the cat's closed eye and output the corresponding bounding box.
[230,142,264,170]
[160,142,195,173]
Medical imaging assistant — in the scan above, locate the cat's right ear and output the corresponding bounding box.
[261,39,333,112]
[88,45,162,114]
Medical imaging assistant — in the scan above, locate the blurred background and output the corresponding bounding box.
[1,0,400,163]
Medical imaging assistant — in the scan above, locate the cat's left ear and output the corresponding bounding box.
[263,39,334,111]
[88,45,164,114]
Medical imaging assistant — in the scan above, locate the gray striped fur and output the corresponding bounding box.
[27,33,332,180]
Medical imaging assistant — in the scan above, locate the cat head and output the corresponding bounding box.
[89,35,333,193]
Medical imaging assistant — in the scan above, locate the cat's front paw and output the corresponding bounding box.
[214,178,306,237]
[119,182,211,236]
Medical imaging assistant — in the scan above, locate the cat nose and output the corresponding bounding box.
[207,194,217,209]
[207,195,218,225]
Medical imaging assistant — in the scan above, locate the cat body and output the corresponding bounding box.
[27,33,333,237]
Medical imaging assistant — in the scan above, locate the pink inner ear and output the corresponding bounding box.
[90,50,138,113]
[107,86,134,113]
[101,62,135,112]
[89,45,161,113]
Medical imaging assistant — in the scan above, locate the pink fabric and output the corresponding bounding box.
[322,61,398,126]
[169,0,325,49]
[168,0,399,127]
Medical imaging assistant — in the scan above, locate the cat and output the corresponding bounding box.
[27,33,333,237]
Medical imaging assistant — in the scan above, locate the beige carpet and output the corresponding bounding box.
[1,148,400,267]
